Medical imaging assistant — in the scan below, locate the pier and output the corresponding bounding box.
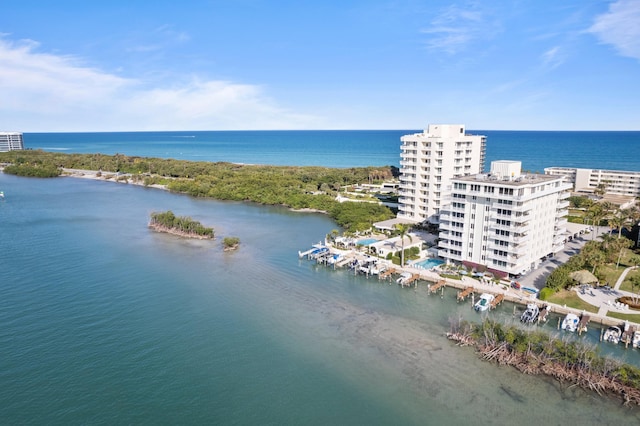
[490,293,504,310]
[378,268,396,280]
[457,286,475,302]
[428,279,447,294]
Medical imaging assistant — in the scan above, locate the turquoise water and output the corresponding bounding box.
[413,258,445,269]
[23,130,640,171]
[356,238,378,246]
[1,173,640,424]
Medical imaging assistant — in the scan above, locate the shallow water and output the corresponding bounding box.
[1,173,639,425]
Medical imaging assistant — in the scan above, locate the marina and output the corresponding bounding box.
[298,238,640,354]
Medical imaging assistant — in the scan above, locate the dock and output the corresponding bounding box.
[400,273,421,288]
[490,293,504,309]
[457,286,475,302]
[578,314,591,335]
[378,268,396,280]
[428,279,447,294]
[622,323,636,347]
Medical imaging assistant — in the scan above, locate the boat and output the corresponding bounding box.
[520,303,540,323]
[603,326,622,344]
[561,313,580,332]
[474,293,495,312]
[396,272,412,285]
[633,331,640,349]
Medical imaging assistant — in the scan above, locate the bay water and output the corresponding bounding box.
[1,171,640,425]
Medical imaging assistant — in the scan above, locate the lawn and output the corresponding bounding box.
[546,290,599,313]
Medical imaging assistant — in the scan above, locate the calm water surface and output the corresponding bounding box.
[1,173,639,425]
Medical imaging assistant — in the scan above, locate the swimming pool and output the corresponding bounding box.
[357,238,378,246]
[413,258,445,270]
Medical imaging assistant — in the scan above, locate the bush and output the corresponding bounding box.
[539,287,555,301]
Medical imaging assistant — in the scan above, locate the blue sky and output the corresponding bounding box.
[1,0,638,131]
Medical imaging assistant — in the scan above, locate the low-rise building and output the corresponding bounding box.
[545,166,640,198]
[0,132,24,152]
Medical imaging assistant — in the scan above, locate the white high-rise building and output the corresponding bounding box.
[438,160,571,278]
[0,132,24,152]
[398,124,486,224]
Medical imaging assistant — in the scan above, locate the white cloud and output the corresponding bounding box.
[588,0,640,60]
[0,38,319,131]
[420,3,490,54]
[541,45,564,69]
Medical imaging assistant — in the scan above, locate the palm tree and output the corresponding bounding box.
[608,213,623,238]
[394,223,413,267]
[586,203,605,240]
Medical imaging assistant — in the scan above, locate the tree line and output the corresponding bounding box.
[0,150,396,232]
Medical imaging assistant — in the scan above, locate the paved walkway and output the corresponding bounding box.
[573,266,640,317]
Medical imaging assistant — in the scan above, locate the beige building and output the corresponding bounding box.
[438,161,571,278]
[398,124,486,224]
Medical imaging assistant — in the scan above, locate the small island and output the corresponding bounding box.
[223,237,240,251]
[149,210,214,239]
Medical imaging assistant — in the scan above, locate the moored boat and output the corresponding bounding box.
[603,326,622,344]
[474,293,495,312]
[561,313,580,332]
[520,303,540,323]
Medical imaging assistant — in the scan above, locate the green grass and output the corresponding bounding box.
[607,311,640,322]
[619,268,640,293]
[546,290,599,313]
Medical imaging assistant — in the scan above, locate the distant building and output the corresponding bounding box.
[398,124,486,224]
[0,132,24,152]
[545,166,640,198]
[438,161,571,279]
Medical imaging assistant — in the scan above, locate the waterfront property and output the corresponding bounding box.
[545,166,640,199]
[438,160,571,279]
[0,132,24,152]
[397,124,486,225]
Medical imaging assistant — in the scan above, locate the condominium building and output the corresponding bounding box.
[545,167,640,198]
[0,132,24,152]
[397,124,486,224]
[438,160,571,278]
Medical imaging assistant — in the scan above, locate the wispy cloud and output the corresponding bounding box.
[0,38,319,131]
[588,0,640,60]
[420,3,491,54]
[541,45,564,69]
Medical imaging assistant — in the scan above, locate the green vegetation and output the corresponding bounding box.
[2,163,61,177]
[149,211,214,238]
[543,290,599,313]
[451,319,640,403]
[544,236,636,293]
[0,150,396,232]
[223,237,240,250]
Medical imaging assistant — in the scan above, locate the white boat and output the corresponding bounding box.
[603,326,622,344]
[561,313,580,332]
[474,293,495,312]
[633,331,640,349]
[520,303,540,323]
[396,272,412,285]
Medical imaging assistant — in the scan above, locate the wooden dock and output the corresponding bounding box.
[378,268,396,280]
[578,314,591,335]
[400,274,421,288]
[490,293,504,309]
[428,279,447,294]
[622,324,636,347]
[457,286,475,302]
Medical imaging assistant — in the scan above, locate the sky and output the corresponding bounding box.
[1,0,639,132]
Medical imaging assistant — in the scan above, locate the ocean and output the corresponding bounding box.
[1,131,640,424]
[22,130,640,171]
